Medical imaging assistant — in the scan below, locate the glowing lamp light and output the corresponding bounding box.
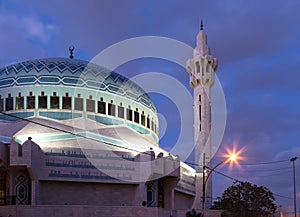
[229,153,237,162]
[222,143,247,170]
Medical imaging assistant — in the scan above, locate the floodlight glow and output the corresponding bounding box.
[229,153,237,162]
[222,142,247,170]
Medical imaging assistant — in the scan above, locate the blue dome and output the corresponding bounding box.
[0,58,159,143]
[0,58,156,112]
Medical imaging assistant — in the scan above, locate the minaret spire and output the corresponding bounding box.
[200,19,203,31]
[186,23,218,210]
[195,22,210,56]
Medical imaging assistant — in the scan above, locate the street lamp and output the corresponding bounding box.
[290,157,298,217]
[201,153,238,217]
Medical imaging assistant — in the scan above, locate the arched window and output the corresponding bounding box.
[16,92,24,110]
[141,111,146,126]
[126,106,132,121]
[108,100,115,116]
[5,93,13,111]
[86,95,95,112]
[74,94,83,111]
[134,108,139,124]
[62,93,71,110]
[97,97,106,114]
[50,92,59,109]
[118,103,124,118]
[38,91,47,109]
[27,92,35,109]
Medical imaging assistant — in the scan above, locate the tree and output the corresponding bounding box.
[211,197,222,210]
[219,181,277,217]
[185,209,202,217]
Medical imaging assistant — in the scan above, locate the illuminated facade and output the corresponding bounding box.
[0,57,197,211]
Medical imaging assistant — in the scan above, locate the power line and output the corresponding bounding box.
[0,111,223,169]
[240,159,291,166]
[0,111,297,202]
[229,166,293,173]
[0,111,298,175]
[238,170,293,179]
[213,170,294,200]
[213,170,238,182]
[0,111,149,154]
[207,156,293,168]
[272,193,293,200]
[186,159,293,169]
[0,111,194,167]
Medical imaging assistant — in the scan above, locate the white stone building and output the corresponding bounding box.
[0,26,218,217]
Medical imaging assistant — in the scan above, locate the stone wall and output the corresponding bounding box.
[174,191,194,210]
[0,206,225,217]
[39,181,141,206]
[0,206,167,217]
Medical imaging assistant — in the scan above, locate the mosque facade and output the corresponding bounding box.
[0,27,217,216]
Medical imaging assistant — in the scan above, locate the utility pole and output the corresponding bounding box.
[290,157,298,217]
[201,154,238,217]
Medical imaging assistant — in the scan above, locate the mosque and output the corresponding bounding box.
[0,26,218,217]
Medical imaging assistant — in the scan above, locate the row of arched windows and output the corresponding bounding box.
[0,92,158,133]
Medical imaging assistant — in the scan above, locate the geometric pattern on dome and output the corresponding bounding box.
[0,58,156,112]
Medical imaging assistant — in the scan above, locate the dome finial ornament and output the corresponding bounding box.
[200,19,204,31]
[69,46,75,59]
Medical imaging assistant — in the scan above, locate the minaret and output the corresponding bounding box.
[186,21,218,209]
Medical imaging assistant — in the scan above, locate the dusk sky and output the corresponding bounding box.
[0,0,299,207]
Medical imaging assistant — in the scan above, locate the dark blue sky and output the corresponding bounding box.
[0,0,299,207]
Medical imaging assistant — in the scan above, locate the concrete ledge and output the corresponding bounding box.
[0,205,169,217]
[0,206,226,217]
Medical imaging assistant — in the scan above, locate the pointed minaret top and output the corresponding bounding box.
[200,19,203,31]
[194,21,210,56]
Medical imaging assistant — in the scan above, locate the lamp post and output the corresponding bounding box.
[201,153,237,217]
[290,157,298,217]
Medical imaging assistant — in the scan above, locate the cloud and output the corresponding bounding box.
[23,17,57,43]
[207,1,300,65]
[274,147,300,161]
[0,13,45,66]
[0,3,63,65]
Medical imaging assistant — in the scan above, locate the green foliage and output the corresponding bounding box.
[219,181,277,217]
[211,197,222,210]
[185,209,202,217]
